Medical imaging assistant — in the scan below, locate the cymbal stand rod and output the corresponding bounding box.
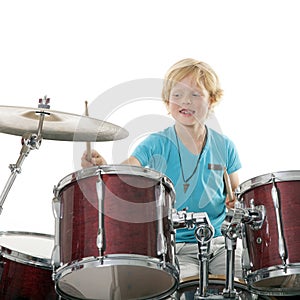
[36,96,50,141]
[84,101,92,162]
[0,97,49,215]
[0,134,36,214]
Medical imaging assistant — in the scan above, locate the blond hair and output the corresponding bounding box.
[162,58,223,110]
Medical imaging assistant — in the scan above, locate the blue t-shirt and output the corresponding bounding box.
[131,126,241,242]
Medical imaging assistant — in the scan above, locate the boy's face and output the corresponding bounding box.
[167,74,211,126]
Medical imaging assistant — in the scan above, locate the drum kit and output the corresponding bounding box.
[0,98,299,299]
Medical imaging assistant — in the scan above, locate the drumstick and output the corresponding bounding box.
[224,167,234,202]
[84,101,92,162]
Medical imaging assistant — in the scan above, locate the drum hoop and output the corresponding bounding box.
[238,170,300,196]
[180,274,246,285]
[246,263,300,296]
[0,231,53,268]
[54,254,179,293]
[55,164,175,198]
[55,253,179,274]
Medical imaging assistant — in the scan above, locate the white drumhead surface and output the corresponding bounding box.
[0,232,54,259]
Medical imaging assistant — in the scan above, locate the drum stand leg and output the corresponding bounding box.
[194,236,240,300]
[0,97,49,215]
[220,202,266,300]
[222,236,238,299]
[194,240,212,299]
[172,210,216,299]
[220,209,243,299]
[193,217,216,300]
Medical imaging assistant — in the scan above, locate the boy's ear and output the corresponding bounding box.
[208,97,214,110]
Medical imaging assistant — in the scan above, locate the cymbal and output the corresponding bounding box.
[0,105,129,142]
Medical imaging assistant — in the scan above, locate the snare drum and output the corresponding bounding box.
[52,165,179,300]
[0,231,57,300]
[238,170,300,296]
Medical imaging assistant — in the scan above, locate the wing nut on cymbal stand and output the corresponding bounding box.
[0,97,50,215]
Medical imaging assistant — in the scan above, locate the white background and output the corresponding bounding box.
[0,0,299,236]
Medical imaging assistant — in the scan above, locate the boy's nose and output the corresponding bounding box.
[182,95,192,104]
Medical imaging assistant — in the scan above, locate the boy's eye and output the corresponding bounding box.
[172,92,181,97]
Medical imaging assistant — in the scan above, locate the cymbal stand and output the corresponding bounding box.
[0,97,50,215]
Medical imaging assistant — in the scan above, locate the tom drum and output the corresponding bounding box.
[238,170,300,296]
[0,231,58,300]
[51,165,179,300]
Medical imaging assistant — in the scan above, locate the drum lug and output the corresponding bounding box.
[156,181,167,259]
[51,244,61,269]
[52,186,62,268]
[96,171,105,255]
[271,176,288,265]
[52,188,61,219]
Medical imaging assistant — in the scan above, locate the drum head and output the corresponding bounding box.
[56,164,175,197]
[0,231,57,300]
[238,170,300,196]
[55,255,178,299]
[249,271,300,296]
[0,231,54,267]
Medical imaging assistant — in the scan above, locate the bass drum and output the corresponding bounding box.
[0,231,58,300]
[167,275,271,300]
[238,170,300,296]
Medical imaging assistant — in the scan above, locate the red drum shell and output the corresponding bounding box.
[0,231,58,300]
[54,165,178,300]
[239,170,300,296]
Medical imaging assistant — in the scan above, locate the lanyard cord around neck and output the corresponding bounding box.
[174,126,207,186]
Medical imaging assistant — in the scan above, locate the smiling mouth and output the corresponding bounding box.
[179,108,195,115]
